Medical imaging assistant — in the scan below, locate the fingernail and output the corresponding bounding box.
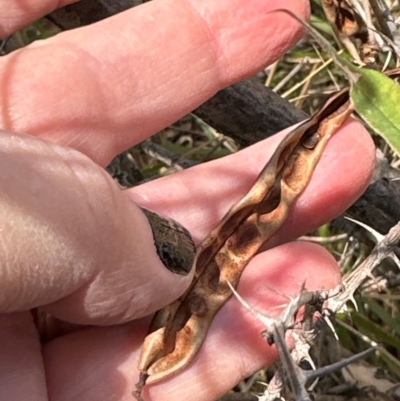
[141,208,195,275]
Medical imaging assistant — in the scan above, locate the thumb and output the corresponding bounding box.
[0,130,194,325]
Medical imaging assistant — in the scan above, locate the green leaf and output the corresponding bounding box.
[351,68,400,156]
[365,297,400,337]
[351,310,400,349]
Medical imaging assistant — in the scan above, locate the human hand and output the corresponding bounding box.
[0,1,375,400]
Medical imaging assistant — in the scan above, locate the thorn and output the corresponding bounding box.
[389,251,400,269]
[349,293,359,311]
[344,216,385,242]
[324,315,339,340]
[226,281,274,328]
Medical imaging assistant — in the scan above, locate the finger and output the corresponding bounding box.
[43,241,340,401]
[0,312,46,401]
[0,130,193,324]
[0,0,76,36]
[0,0,309,165]
[129,118,375,244]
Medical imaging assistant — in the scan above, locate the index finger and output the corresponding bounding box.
[0,0,309,165]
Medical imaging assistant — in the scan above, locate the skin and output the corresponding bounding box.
[0,0,375,400]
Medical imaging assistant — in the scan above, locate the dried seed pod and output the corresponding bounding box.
[134,88,353,399]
